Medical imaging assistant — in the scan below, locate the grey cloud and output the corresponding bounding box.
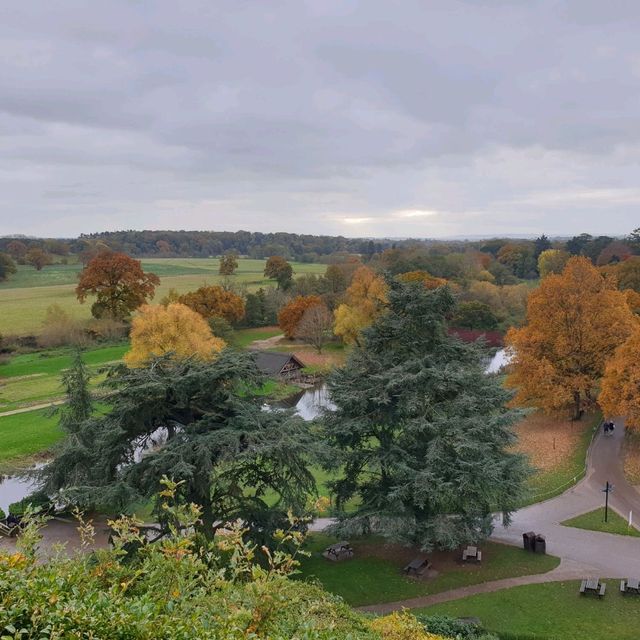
[0,0,639,237]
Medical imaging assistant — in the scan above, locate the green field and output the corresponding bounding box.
[417,580,640,640]
[561,507,640,538]
[0,343,128,412]
[298,535,559,607]
[0,258,325,336]
[0,409,62,470]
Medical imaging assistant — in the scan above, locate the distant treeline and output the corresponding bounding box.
[1,228,638,267]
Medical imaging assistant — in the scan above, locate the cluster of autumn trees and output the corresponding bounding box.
[506,256,640,427]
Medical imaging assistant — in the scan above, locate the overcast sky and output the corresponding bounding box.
[1,1,640,239]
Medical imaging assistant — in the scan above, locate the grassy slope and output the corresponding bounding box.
[522,413,599,505]
[0,344,128,412]
[0,258,324,336]
[561,507,640,538]
[417,580,640,640]
[298,535,559,607]
[0,409,61,470]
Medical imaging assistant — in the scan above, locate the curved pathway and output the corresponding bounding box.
[358,418,640,613]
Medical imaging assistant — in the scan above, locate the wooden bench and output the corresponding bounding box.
[0,521,20,538]
[323,541,353,562]
[462,546,482,563]
[403,556,431,577]
[598,583,606,599]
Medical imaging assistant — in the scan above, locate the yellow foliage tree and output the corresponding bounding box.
[506,257,636,419]
[369,611,445,640]
[600,327,640,429]
[124,303,225,368]
[537,248,570,278]
[334,266,387,345]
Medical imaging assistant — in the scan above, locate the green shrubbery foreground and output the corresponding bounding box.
[0,483,500,640]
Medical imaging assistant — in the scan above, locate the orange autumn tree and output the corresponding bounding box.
[125,303,225,367]
[333,266,388,345]
[278,295,323,339]
[397,270,447,290]
[600,327,640,429]
[506,257,636,420]
[76,251,160,320]
[178,285,245,324]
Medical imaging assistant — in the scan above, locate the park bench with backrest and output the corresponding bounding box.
[403,555,432,577]
[462,545,482,563]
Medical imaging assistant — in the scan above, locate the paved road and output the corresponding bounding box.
[491,417,640,578]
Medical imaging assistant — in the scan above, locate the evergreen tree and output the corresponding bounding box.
[323,279,527,550]
[40,350,316,543]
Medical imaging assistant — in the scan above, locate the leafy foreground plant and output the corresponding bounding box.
[0,484,448,639]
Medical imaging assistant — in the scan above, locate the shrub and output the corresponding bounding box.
[8,490,52,516]
[417,614,499,640]
[39,304,91,348]
[86,317,128,342]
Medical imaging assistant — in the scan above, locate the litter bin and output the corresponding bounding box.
[523,531,536,552]
[534,534,546,554]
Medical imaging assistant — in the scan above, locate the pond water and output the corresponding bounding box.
[0,471,39,515]
[485,348,511,374]
[280,383,335,421]
[0,351,509,512]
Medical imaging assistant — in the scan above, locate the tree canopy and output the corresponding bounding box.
[333,266,388,345]
[76,251,160,320]
[39,350,316,544]
[264,256,294,289]
[600,327,640,430]
[218,250,239,276]
[323,279,527,550]
[124,303,226,367]
[506,257,636,419]
[178,285,245,324]
[278,295,323,339]
[0,252,17,281]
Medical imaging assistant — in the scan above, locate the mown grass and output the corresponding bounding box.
[561,507,640,538]
[297,535,559,607]
[233,326,282,348]
[0,258,325,336]
[416,580,640,640]
[0,409,62,470]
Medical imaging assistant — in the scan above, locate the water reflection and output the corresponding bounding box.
[485,348,511,374]
[283,383,335,421]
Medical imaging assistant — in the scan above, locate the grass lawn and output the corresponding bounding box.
[297,535,559,607]
[233,326,282,348]
[515,412,599,506]
[0,258,325,336]
[0,343,128,412]
[416,580,640,640]
[0,409,62,471]
[561,507,640,538]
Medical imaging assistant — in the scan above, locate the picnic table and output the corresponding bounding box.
[620,578,640,595]
[0,515,22,538]
[323,541,353,562]
[579,577,606,598]
[462,545,482,563]
[403,555,431,577]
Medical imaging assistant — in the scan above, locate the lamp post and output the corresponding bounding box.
[602,481,614,523]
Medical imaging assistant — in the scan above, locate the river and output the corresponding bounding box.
[0,349,509,513]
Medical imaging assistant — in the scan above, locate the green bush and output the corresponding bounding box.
[0,508,5,521]
[8,490,51,516]
[418,614,499,640]
[0,485,382,639]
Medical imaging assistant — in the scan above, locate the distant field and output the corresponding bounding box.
[0,258,325,336]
